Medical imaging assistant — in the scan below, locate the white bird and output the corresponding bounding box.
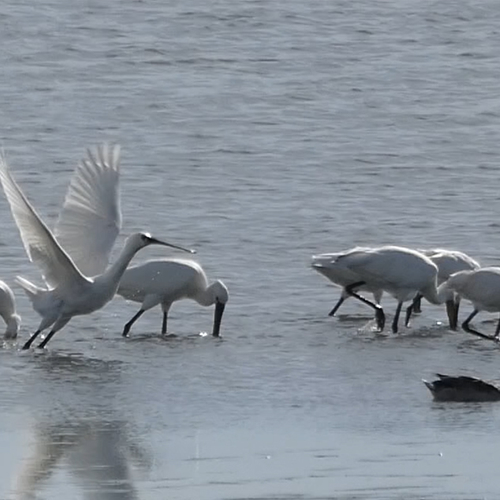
[421,249,481,284]
[437,267,500,342]
[117,258,228,337]
[0,280,21,339]
[323,245,455,333]
[411,248,481,315]
[50,147,227,341]
[311,248,383,317]
[0,145,194,350]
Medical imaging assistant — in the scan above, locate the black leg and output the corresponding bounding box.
[446,299,458,330]
[412,294,423,314]
[22,330,42,350]
[328,296,345,317]
[38,329,58,349]
[406,293,424,327]
[122,309,145,337]
[161,312,168,335]
[392,302,403,333]
[495,314,500,339]
[405,303,414,327]
[462,309,499,342]
[345,281,385,331]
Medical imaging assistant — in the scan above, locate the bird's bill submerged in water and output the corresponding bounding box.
[212,300,225,337]
[149,236,196,254]
[445,298,459,331]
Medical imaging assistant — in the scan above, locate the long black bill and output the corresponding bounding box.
[445,299,459,331]
[212,301,225,337]
[151,237,196,254]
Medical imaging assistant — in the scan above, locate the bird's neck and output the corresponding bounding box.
[5,314,20,336]
[101,242,140,291]
[423,280,454,305]
[195,286,215,307]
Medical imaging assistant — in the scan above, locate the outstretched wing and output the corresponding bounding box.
[55,144,122,277]
[0,154,88,289]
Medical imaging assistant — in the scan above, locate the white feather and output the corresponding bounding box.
[0,154,88,291]
[54,144,122,277]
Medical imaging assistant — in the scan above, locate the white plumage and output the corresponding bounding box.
[54,144,122,277]
[117,258,228,337]
[422,249,481,284]
[0,145,194,349]
[411,248,480,318]
[317,245,455,333]
[48,146,227,339]
[438,267,500,341]
[311,248,383,316]
[0,280,20,339]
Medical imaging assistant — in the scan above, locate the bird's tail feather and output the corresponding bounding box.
[15,276,53,317]
[15,276,42,299]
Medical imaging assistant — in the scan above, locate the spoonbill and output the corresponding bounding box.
[0,280,20,339]
[117,259,228,337]
[437,267,500,342]
[51,146,227,341]
[423,373,500,402]
[0,145,195,349]
[411,248,480,315]
[311,248,383,317]
[326,245,455,333]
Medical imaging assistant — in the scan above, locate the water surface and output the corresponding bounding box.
[1,1,500,498]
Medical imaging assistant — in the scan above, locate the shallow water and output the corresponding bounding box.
[1,0,500,498]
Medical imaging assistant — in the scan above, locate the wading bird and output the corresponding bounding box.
[0,280,20,339]
[437,267,500,342]
[0,145,194,349]
[51,147,226,340]
[411,248,480,316]
[322,245,455,333]
[118,259,228,337]
[311,248,383,317]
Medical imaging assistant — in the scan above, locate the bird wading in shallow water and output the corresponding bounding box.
[320,245,456,333]
[49,145,226,340]
[117,259,228,337]
[0,145,195,349]
[311,248,383,318]
[436,267,500,342]
[410,248,480,319]
[0,280,21,339]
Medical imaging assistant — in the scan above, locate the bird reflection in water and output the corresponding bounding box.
[15,418,151,499]
[14,356,152,499]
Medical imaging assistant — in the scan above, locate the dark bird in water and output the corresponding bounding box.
[423,373,500,402]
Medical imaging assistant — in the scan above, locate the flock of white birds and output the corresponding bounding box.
[311,246,500,342]
[311,246,500,401]
[0,144,229,349]
[0,143,498,358]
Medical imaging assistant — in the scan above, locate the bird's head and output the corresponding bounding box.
[4,313,21,340]
[127,232,196,254]
[213,280,229,305]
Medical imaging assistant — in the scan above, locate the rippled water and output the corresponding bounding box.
[2,1,500,498]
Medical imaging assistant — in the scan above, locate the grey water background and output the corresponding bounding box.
[1,0,500,498]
